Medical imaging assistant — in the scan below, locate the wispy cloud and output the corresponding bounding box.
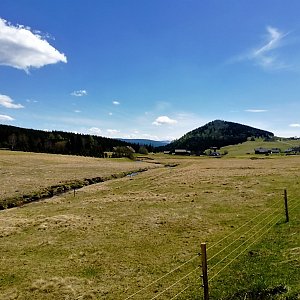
[74,110,81,113]
[0,114,14,121]
[233,26,290,70]
[113,100,120,105]
[152,115,178,126]
[0,18,67,72]
[0,94,24,109]
[252,26,289,70]
[245,109,268,113]
[71,90,87,97]
[26,99,38,103]
[289,123,300,127]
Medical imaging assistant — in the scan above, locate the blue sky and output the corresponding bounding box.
[1,0,300,140]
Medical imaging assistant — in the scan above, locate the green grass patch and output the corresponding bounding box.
[207,214,300,299]
[221,139,300,157]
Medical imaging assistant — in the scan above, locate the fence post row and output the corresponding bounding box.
[201,243,209,300]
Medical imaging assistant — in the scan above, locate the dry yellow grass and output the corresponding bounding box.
[0,154,299,299]
[0,150,159,202]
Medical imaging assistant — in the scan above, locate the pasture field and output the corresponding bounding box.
[221,139,300,157]
[0,152,299,299]
[0,150,160,207]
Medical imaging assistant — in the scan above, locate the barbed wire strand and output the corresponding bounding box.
[289,201,300,212]
[207,197,282,251]
[209,211,282,272]
[167,200,297,300]
[124,199,299,300]
[208,212,282,281]
[148,201,300,300]
[149,266,200,300]
[283,201,300,219]
[208,212,283,283]
[124,255,199,300]
[208,205,282,263]
[169,283,193,300]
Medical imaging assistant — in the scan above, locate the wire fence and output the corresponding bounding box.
[124,191,299,300]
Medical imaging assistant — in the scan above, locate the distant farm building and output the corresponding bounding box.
[254,147,281,154]
[174,149,191,155]
[285,148,294,154]
[254,147,269,154]
[210,151,221,157]
[209,146,221,157]
[210,146,219,151]
[270,148,280,154]
[284,147,300,155]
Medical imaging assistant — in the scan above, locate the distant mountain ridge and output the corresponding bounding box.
[118,139,170,147]
[163,120,274,153]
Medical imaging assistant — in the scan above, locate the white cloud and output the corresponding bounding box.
[107,129,120,135]
[0,18,67,72]
[251,26,289,70]
[112,101,120,105]
[152,115,178,126]
[0,114,14,121]
[289,123,300,127]
[254,27,285,55]
[231,26,289,70]
[71,90,87,97]
[0,94,24,108]
[74,110,81,113]
[245,109,268,113]
[108,112,113,116]
[88,127,102,136]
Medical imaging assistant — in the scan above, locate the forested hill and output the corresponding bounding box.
[0,124,148,157]
[163,120,274,153]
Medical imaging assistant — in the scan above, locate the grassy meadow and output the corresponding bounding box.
[0,150,161,208]
[0,150,299,299]
[221,138,300,157]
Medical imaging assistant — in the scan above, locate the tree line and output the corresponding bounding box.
[0,124,155,157]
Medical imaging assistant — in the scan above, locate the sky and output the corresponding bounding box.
[1,0,300,141]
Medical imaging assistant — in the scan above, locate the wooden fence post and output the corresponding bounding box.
[201,243,209,300]
[284,189,289,222]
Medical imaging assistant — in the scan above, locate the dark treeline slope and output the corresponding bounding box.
[0,124,154,157]
[162,120,274,153]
